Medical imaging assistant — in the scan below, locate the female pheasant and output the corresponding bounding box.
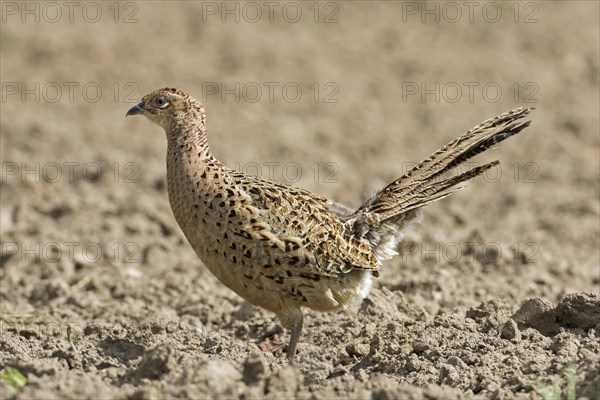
[126,87,532,359]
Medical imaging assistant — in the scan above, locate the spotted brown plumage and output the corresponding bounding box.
[127,88,533,359]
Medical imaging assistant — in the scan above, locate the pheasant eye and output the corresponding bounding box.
[154,97,168,108]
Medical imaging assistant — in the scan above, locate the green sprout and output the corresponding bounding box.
[66,324,78,352]
[0,367,27,388]
[537,365,590,400]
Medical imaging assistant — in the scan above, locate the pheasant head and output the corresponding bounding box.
[126,87,206,136]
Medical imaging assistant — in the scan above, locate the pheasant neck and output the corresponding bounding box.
[166,115,215,162]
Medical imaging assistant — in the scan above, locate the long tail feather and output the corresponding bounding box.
[358,107,533,221]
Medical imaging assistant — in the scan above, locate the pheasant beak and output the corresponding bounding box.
[126,103,145,117]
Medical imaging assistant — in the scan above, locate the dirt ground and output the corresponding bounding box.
[1,1,599,399]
